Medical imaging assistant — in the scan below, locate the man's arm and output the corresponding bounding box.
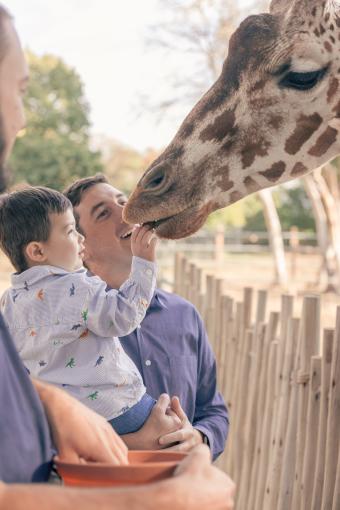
[33,379,128,464]
[121,394,181,450]
[159,312,229,460]
[0,446,235,510]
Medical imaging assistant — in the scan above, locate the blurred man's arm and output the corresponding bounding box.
[32,379,128,465]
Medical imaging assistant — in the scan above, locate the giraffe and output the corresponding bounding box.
[124,0,340,240]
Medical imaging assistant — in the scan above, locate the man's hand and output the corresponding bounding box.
[158,396,203,452]
[131,225,157,262]
[121,393,181,450]
[174,445,235,509]
[33,379,128,465]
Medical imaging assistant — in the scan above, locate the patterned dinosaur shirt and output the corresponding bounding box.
[1,256,156,420]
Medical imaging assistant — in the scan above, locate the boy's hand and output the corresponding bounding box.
[121,394,182,450]
[131,225,157,262]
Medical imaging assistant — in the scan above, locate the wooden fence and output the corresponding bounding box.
[173,253,340,510]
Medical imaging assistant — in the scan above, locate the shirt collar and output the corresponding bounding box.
[11,265,86,289]
[150,289,168,310]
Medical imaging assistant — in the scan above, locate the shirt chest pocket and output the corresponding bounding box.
[169,355,197,401]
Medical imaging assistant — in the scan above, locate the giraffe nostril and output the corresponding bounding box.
[141,165,167,192]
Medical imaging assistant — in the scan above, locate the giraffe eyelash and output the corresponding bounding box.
[279,67,329,91]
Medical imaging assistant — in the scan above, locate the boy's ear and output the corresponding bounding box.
[25,242,48,264]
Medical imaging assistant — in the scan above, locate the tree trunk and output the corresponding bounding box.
[258,189,288,287]
[303,168,340,293]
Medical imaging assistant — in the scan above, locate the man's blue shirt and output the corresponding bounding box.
[120,289,229,460]
[0,313,54,483]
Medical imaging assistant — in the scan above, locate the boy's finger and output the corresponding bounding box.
[139,226,154,245]
[131,225,142,244]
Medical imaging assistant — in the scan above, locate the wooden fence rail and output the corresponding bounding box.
[173,253,340,510]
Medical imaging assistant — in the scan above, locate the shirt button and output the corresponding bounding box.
[145,359,151,367]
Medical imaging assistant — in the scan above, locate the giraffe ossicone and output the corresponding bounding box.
[124,0,340,239]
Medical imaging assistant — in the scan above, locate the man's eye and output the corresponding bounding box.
[97,209,109,219]
[279,68,328,91]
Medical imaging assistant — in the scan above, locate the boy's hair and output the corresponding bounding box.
[0,186,72,273]
[63,174,108,233]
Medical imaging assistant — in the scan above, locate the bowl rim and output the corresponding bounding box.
[54,451,187,470]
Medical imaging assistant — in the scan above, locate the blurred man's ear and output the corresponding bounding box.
[25,242,48,264]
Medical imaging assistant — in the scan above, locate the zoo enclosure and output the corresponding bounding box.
[173,253,340,510]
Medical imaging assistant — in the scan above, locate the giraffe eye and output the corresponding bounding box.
[279,68,328,91]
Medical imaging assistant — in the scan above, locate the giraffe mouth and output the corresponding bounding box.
[142,202,214,239]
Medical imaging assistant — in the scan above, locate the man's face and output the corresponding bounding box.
[75,183,135,268]
[0,18,28,189]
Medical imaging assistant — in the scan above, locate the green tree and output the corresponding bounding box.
[10,51,102,190]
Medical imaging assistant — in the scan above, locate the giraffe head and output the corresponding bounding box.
[124,0,340,239]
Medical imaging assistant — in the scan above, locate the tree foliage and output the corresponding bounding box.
[10,51,103,191]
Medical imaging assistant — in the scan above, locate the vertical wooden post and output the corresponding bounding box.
[332,447,340,510]
[254,341,278,510]
[321,307,340,510]
[292,295,321,510]
[311,329,334,510]
[264,313,298,510]
[300,356,322,510]
[238,322,266,510]
[174,252,184,295]
[232,329,254,489]
[214,224,225,266]
[248,312,279,510]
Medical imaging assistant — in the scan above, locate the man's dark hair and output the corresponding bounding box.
[0,186,72,273]
[63,174,109,232]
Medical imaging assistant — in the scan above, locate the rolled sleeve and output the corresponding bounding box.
[86,257,157,337]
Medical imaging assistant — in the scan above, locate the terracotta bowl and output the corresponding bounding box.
[55,450,187,487]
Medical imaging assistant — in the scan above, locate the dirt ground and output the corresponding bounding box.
[158,250,340,330]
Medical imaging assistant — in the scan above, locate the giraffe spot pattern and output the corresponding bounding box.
[327,77,339,103]
[285,113,323,155]
[291,162,308,177]
[200,108,237,143]
[241,137,271,169]
[213,165,234,192]
[244,176,261,193]
[260,161,286,182]
[308,126,338,157]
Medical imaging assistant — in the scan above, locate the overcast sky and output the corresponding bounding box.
[9,0,254,152]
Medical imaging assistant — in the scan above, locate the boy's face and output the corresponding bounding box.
[42,208,85,271]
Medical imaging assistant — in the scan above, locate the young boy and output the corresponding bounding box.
[0,186,159,435]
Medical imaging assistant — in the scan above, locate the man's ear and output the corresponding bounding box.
[25,241,48,264]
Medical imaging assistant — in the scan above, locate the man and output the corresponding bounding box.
[0,4,235,509]
[64,174,229,460]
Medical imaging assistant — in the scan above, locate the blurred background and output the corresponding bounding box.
[2,0,340,314]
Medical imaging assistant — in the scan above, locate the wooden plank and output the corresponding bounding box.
[311,329,334,510]
[321,307,340,510]
[301,356,322,510]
